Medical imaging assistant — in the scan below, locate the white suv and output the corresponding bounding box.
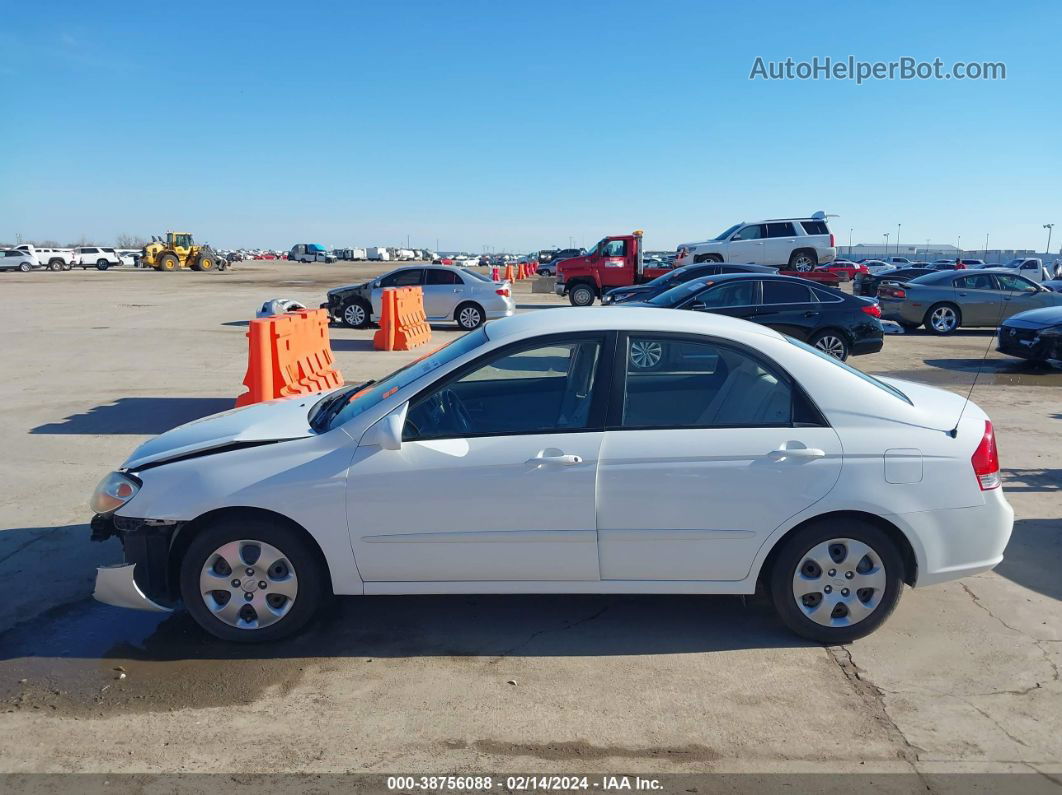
[675,212,836,271]
[73,246,122,270]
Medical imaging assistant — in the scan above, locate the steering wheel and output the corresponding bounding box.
[439,388,473,434]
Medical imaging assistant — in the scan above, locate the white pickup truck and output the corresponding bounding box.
[993,257,1052,283]
[15,244,74,271]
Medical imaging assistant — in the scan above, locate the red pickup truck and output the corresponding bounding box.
[554,231,673,306]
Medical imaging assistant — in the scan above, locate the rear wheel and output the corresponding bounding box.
[158,253,179,272]
[925,303,960,335]
[788,250,818,272]
[49,259,64,271]
[808,329,850,361]
[180,516,326,643]
[456,302,485,329]
[96,259,109,270]
[568,284,596,306]
[769,517,905,643]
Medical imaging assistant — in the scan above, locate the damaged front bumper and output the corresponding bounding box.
[90,513,182,612]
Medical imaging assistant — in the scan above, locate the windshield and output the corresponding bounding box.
[315,328,488,430]
[713,224,742,241]
[1004,259,1024,268]
[787,337,911,404]
[647,278,710,307]
[643,265,691,289]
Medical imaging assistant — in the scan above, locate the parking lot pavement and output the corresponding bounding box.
[0,262,1059,775]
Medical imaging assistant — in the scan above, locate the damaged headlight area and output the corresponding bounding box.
[89,471,141,515]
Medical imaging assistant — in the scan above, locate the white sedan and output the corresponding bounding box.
[89,309,1013,644]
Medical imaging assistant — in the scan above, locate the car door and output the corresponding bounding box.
[345,334,611,582]
[726,224,766,264]
[684,279,760,322]
[995,273,1056,319]
[371,268,424,316]
[597,333,842,581]
[952,273,1000,325]
[753,280,820,340]
[422,268,463,320]
[763,221,798,265]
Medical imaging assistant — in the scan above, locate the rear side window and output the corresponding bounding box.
[766,222,796,238]
[621,336,797,428]
[763,281,815,304]
[426,269,460,285]
[800,221,829,235]
[954,274,995,290]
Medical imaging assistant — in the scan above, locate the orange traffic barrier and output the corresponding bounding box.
[235,308,343,407]
[504,264,515,281]
[373,286,432,351]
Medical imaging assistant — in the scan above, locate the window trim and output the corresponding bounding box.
[761,279,818,306]
[402,331,618,442]
[678,280,762,311]
[605,331,828,432]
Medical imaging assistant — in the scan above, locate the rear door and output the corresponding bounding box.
[422,268,463,320]
[597,333,842,581]
[763,222,799,265]
[753,280,821,340]
[952,273,1000,325]
[726,224,766,264]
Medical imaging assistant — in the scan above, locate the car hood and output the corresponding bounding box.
[1002,306,1062,328]
[328,281,368,295]
[123,393,325,469]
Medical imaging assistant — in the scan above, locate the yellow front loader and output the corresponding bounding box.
[141,232,221,272]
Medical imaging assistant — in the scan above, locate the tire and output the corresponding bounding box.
[768,517,905,644]
[196,247,217,272]
[568,284,596,306]
[96,259,109,271]
[340,299,371,329]
[18,262,30,272]
[924,303,961,335]
[808,329,850,361]
[158,253,179,272]
[788,250,818,272]
[49,259,64,271]
[455,301,485,330]
[693,253,724,264]
[179,515,326,643]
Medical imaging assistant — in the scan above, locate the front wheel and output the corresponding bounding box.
[808,330,850,361]
[49,260,64,271]
[568,284,596,306]
[769,518,905,644]
[179,516,326,643]
[340,299,370,328]
[18,262,31,272]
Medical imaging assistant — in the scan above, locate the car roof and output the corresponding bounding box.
[483,306,785,344]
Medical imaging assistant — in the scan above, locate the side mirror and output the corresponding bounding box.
[372,280,382,289]
[361,402,408,451]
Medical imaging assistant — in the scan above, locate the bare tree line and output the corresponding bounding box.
[2,234,148,248]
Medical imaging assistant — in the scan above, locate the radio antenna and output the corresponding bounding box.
[948,269,1013,438]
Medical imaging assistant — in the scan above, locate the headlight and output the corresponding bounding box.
[90,472,141,514]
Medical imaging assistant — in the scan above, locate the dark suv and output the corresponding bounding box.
[635,273,884,360]
[603,262,778,304]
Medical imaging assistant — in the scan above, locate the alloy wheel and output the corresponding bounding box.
[791,254,814,272]
[791,538,886,627]
[629,340,663,369]
[343,303,366,327]
[814,335,846,359]
[458,305,482,329]
[931,306,957,333]
[199,540,298,630]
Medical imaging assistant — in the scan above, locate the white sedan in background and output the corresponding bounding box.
[89,309,1012,644]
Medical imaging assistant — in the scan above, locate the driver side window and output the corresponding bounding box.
[404,338,604,440]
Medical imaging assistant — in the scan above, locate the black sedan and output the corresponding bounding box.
[603,262,778,305]
[629,273,883,360]
[997,306,1062,363]
[853,266,934,297]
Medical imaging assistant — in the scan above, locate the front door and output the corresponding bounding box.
[371,268,424,317]
[994,273,1056,320]
[726,224,766,264]
[346,334,611,582]
[597,334,842,581]
[685,278,761,322]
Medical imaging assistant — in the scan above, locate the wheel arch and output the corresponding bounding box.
[755,510,918,589]
[169,506,335,599]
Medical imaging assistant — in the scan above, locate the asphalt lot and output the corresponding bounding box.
[0,261,1059,778]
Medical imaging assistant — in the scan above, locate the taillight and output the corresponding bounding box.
[879,286,906,299]
[861,303,881,318]
[829,233,835,248]
[496,287,510,297]
[971,420,1001,490]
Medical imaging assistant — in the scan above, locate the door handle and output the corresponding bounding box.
[767,446,825,462]
[526,453,583,466]
[803,311,820,317]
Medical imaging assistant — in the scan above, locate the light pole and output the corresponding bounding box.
[1045,224,1054,255]
[956,235,961,257]
[925,238,930,259]
[984,233,989,260]
[848,227,853,256]
[896,223,901,255]
[883,232,889,255]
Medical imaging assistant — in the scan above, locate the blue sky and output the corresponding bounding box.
[2,0,1060,253]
